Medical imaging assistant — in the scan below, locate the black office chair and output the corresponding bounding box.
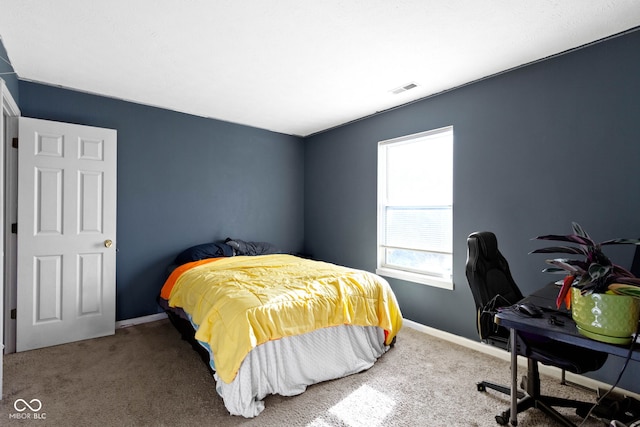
[466,231,608,426]
[466,231,524,395]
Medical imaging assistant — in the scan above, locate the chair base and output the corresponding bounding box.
[477,381,524,399]
[495,393,594,426]
[478,359,596,426]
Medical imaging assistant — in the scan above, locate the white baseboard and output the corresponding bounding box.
[402,318,640,400]
[115,312,167,329]
[113,314,639,400]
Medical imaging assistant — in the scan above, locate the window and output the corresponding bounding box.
[377,126,453,289]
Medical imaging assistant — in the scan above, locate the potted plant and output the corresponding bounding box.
[531,222,640,344]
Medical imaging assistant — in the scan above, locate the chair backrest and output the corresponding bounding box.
[466,231,524,341]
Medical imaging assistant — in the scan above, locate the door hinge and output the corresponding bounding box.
[12,138,18,149]
[11,223,17,234]
[11,309,16,319]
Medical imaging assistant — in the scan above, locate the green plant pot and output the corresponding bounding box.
[571,287,640,345]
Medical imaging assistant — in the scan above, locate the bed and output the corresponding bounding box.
[158,240,403,417]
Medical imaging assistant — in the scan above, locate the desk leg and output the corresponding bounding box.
[510,328,518,426]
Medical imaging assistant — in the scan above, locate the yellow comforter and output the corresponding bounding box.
[163,254,403,383]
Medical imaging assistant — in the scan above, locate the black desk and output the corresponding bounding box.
[494,284,640,426]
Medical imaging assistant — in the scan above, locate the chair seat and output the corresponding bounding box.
[520,332,608,374]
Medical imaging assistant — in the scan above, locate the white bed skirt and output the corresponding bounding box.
[214,325,388,417]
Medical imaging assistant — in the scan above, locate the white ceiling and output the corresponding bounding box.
[1,1,639,137]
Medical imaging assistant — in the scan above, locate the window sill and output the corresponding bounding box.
[376,267,453,290]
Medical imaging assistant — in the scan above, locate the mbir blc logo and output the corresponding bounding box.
[10,398,46,420]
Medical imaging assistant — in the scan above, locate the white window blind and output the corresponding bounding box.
[377,126,453,288]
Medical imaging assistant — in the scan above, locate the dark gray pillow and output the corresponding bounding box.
[174,242,234,265]
[224,238,283,256]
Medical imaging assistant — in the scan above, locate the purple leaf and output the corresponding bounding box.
[545,259,585,274]
[600,238,640,246]
[534,234,595,246]
[530,246,586,255]
[572,222,591,239]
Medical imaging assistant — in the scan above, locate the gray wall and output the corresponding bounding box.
[18,82,305,321]
[304,30,640,391]
[0,37,19,103]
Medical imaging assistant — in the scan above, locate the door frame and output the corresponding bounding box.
[1,78,20,398]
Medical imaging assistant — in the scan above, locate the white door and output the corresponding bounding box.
[16,117,117,352]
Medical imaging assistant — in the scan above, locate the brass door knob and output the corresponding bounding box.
[104,239,113,248]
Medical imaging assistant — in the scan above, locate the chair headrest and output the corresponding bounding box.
[469,231,499,262]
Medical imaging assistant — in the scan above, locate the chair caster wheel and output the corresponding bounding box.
[477,382,486,392]
[495,414,509,425]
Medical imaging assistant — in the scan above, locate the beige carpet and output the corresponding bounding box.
[0,320,609,426]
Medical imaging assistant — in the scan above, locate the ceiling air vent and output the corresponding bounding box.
[390,82,418,95]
